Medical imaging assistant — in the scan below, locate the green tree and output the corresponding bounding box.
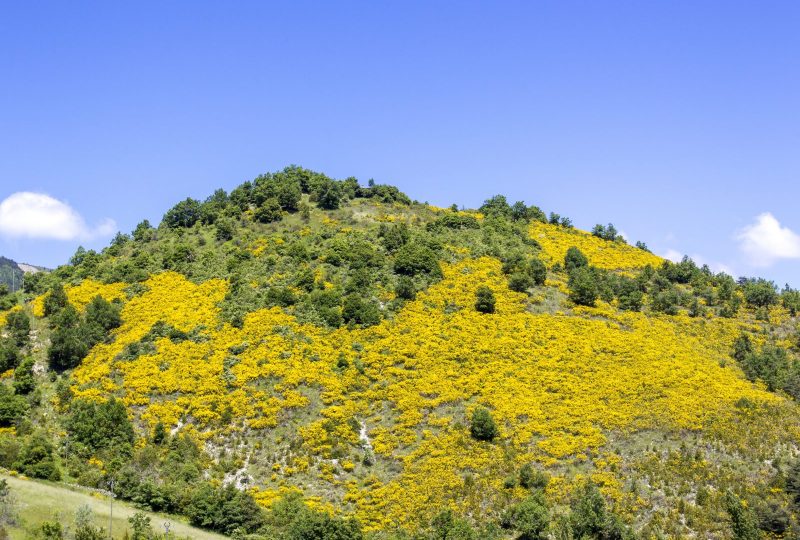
[394,243,441,277]
[506,493,549,540]
[66,398,135,452]
[742,278,779,308]
[12,357,35,395]
[479,195,512,218]
[475,286,496,314]
[0,339,20,373]
[13,432,60,481]
[316,179,342,210]
[395,277,416,300]
[568,267,598,307]
[128,512,154,540]
[84,295,122,335]
[162,198,202,228]
[508,272,534,293]
[781,286,800,316]
[4,311,30,349]
[254,198,283,223]
[564,247,588,272]
[529,258,547,286]
[0,385,27,427]
[470,407,498,441]
[43,283,68,317]
[724,491,760,540]
[341,295,381,327]
[47,306,90,371]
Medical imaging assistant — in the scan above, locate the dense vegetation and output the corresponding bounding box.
[1,165,800,538]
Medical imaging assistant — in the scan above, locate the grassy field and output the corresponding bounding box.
[1,473,227,539]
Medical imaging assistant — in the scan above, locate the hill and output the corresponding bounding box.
[0,473,226,539]
[0,258,23,294]
[1,166,799,539]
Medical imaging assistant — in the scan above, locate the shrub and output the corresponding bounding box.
[470,407,498,441]
[394,243,441,277]
[724,491,760,540]
[742,278,779,308]
[12,357,35,395]
[5,311,30,349]
[504,493,549,540]
[255,198,283,223]
[508,272,534,293]
[0,339,20,373]
[395,277,416,300]
[568,267,598,307]
[342,295,381,327]
[66,397,135,453]
[529,259,547,286]
[162,198,202,228]
[43,283,68,317]
[13,432,60,481]
[475,286,496,314]
[564,247,588,272]
[0,385,27,427]
[519,464,548,490]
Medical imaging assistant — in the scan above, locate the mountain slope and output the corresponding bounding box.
[2,166,800,538]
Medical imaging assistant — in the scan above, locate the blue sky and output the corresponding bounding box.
[1,2,798,285]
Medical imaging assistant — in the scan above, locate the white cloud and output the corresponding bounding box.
[662,249,683,263]
[736,213,800,267]
[0,192,116,241]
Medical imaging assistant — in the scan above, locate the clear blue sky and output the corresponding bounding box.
[1,2,798,285]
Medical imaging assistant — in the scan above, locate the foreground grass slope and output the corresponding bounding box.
[1,166,800,538]
[1,473,226,539]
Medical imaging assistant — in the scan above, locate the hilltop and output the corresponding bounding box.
[0,166,799,539]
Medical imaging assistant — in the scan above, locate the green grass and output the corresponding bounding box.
[1,473,228,539]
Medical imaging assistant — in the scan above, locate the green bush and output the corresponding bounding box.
[0,385,27,427]
[742,278,779,308]
[508,272,534,293]
[394,243,441,277]
[0,338,20,373]
[12,357,35,395]
[66,397,135,453]
[529,259,547,286]
[564,247,588,272]
[475,286,496,314]
[13,432,60,481]
[163,198,202,228]
[5,311,30,348]
[254,198,283,223]
[342,295,381,327]
[43,283,68,317]
[470,407,498,441]
[568,267,598,307]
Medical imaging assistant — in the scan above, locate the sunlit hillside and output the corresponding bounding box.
[2,167,799,539]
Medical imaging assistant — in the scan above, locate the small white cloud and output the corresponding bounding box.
[0,192,116,241]
[662,249,683,263]
[736,212,800,267]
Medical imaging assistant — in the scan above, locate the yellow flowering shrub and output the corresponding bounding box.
[529,221,663,270]
[64,256,798,530]
[32,279,127,316]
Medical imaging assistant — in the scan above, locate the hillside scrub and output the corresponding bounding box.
[1,167,800,537]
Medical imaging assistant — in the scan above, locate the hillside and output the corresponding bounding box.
[0,258,23,294]
[1,166,800,539]
[0,473,226,539]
